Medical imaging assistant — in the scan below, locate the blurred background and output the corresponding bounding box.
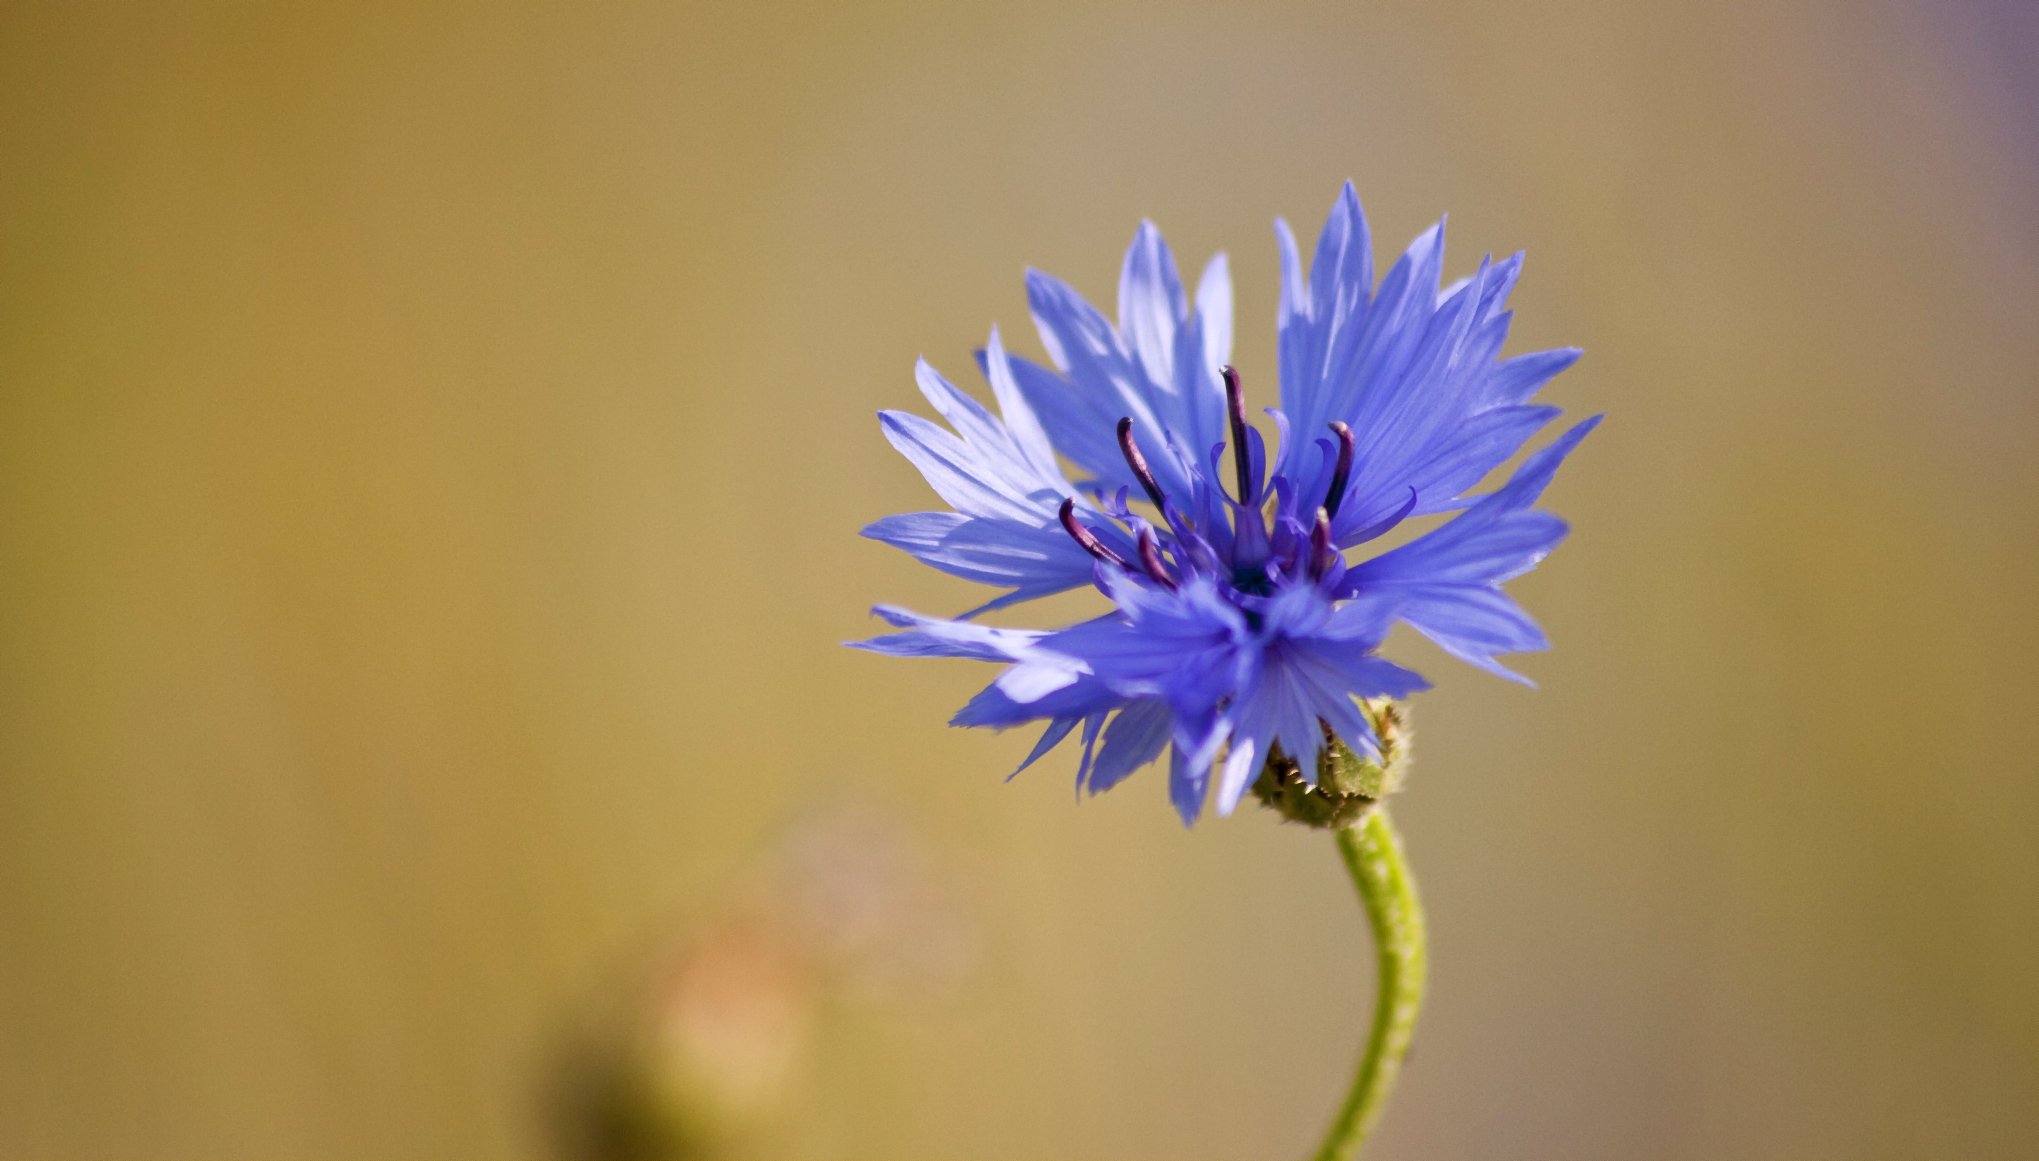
[3,1,2036,1158]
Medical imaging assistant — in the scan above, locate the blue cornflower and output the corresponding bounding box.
[856,184,1598,824]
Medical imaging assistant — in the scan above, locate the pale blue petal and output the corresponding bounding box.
[1214,731,1263,817]
[1195,252,1233,387]
[851,605,1044,660]
[878,410,1047,524]
[994,350,1128,486]
[980,328,1065,482]
[1118,222,1188,389]
[860,511,1095,596]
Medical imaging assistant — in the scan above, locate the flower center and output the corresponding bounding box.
[1055,366,1358,597]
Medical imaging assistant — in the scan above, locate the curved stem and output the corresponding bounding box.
[1311,807,1427,1161]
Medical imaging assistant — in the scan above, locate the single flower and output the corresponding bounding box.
[855,183,1597,824]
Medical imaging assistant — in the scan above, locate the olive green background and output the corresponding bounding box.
[3,2,2035,1158]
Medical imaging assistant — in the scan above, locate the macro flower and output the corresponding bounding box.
[856,183,1598,824]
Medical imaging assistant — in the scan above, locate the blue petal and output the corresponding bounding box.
[1274,215,1310,414]
[1485,347,1582,408]
[1009,715,1081,780]
[1460,250,1523,315]
[1467,414,1603,512]
[1359,510,1570,586]
[1353,415,1598,583]
[1329,218,1447,433]
[1195,253,1233,392]
[993,349,1129,486]
[1309,182,1373,341]
[912,358,1011,466]
[979,328,1065,483]
[1169,741,1210,826]
[878,408,1047,524]
[1391,584,1550,685]
[849,605,1044,660]
[1026,269,1166,442]
[873,351,1102,611]
[952,676,1122,728]
[1349,416,1598,677]
[1087,698,1173,794]
[1323,589,1405,643]
[1119,222,1188,389]
[994,660,1087,704]
[1167,257,1229,462]
[1214,731,1263,817]
[1072,713,1107,793]
[1276,183,1375,436]
[860,511,1096,598]
[1309,641,1434,700]
[1391,404,1561,519]
[1025,245,1222,500]
[1227,645,1375,779]
[1270,196,1583,536]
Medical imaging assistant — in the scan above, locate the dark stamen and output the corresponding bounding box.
[1058,498,1132,569]
[1323,421,1356,521]
[1221,365,1253,503]
[1115,418,1169,511]
[1309,507,1337,580]
[1135,527,1177,590]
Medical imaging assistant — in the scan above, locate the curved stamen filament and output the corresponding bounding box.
[1221,365,1254,503]
[1058,498,1133,569]
[1310,507,1337,580]
[1116,418,1170,512]
[1324,421,1357,521]
[1135,527,1177,590]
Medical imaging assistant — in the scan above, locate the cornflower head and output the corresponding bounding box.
[855,183,1597,826]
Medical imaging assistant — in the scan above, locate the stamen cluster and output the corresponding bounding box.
[1057,366,1402,612]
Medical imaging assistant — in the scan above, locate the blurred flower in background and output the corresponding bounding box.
[551,806,971,1159]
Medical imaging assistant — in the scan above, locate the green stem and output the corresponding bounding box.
[1311,807,1427,1161]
